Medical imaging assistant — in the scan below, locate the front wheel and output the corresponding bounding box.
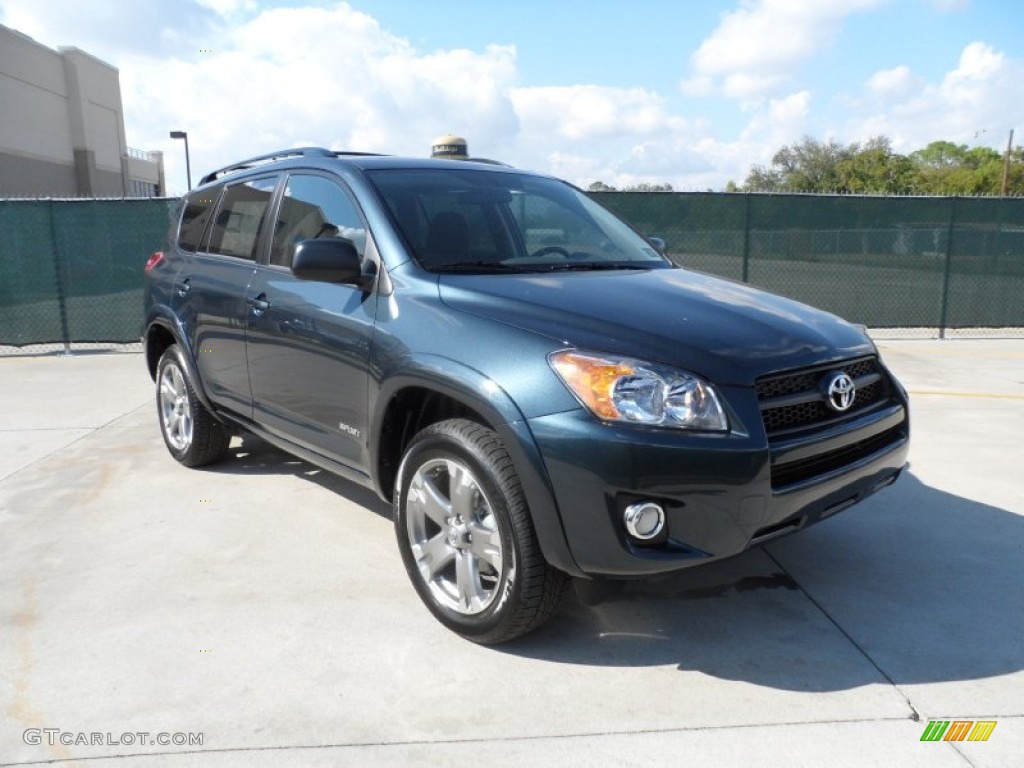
[394,419,567,644]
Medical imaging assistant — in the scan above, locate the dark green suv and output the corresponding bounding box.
[143,148,909,643]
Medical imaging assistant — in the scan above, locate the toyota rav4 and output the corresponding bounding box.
[143,148,910,643]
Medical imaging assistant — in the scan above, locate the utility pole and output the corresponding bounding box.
[1001,128,1014,197]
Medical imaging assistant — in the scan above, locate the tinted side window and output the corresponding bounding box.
[207,177,278,260]
[177,188,221,253]
[270,175,367,268]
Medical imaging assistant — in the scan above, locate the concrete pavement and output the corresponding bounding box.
[1,340,1021,767]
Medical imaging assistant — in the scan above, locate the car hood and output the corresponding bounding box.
[438,267,874,385]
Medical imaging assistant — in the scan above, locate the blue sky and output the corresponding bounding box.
[2,0,1021,194]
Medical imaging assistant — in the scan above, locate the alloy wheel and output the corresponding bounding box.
[405,458,506,615]
[159,362,193,452]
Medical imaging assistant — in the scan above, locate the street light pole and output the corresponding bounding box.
[169,130,192,191]
[1001,128,1014,197]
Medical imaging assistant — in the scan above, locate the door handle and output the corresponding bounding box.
[247,293,270,315]
[176,278,191,297]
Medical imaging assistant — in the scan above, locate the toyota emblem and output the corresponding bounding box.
[824,372,856,412]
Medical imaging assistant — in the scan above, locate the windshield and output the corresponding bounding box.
[365,167,670,273]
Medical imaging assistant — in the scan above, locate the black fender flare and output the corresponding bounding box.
[371,356,584,578]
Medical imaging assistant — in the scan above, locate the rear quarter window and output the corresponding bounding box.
[176,188,221,253]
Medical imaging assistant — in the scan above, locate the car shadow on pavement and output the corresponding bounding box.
[503,471,1024,693]
[198,433,393,519]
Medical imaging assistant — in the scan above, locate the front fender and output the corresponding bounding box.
[370,355,584,578]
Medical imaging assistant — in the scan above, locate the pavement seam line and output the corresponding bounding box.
[948,741,977,767]
[0,428,100,432]
[762,548,922,723]
[0,400,149,484]
[906,390,1024,400]
[0,714,934,766]
[6,712,1023,765]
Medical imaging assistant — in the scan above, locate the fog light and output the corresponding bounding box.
[623,502,665,540]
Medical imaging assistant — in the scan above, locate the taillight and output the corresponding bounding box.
[144,251,164,274]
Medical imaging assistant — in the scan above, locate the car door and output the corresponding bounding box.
[245,172,378,468]
[173,175,280,419]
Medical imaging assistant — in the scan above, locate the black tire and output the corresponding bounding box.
[394,418,568,644]
[155,344,231,467]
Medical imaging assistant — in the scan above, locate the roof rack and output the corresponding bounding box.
[331,151,389,159]
[198,147,334,185]
[198,148,391,185]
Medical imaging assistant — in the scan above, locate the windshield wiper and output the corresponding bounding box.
[526,261,658,272]
[430,261,520,273]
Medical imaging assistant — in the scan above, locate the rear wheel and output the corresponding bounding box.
[156,344,230,467]
[394,418,567,644]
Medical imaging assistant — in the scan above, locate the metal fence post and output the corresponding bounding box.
[938,196,956,339]
[742,194,751,283]
[48,200,72,355]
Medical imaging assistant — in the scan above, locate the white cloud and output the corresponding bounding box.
[945,40,1003,83]
[107,5,524,191]
[525,91,813,191]
[686,0,882,99]
[739,90,811,158]
[506,86,705,187]
[844,43,1024,152]
[865,65,917,96]
[195,0,258,15]
[509,86,680,142]
[722,72,787,101]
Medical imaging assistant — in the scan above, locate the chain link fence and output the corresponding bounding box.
[1,193,1021,355]
[0,198,176,354]
[593,192,1024,337]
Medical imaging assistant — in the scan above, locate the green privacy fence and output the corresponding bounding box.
[592,192,1024,332]
[1,194,1021,351]
[0,198,176,349]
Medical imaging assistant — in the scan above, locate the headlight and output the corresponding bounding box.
[549,350,728,431]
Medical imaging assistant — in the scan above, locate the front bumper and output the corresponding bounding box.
[527,391,909,577]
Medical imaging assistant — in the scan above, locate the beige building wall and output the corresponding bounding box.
[0,24,164,198]
[127,150,165,197]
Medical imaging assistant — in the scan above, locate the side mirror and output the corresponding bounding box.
[291,238,368,287]
[646,236,667,256]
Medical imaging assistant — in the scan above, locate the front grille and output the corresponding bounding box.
[756,356,889,437]
[770,424,906,490]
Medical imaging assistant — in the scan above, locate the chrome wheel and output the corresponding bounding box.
[159,361,193,452]
[405,458,507,615]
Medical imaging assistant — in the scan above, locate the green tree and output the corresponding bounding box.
[908,140,966,169]
[910,141,1015,195]
[622,182,674,192]
[740,136,1022,196]
[774,137,854,192]
[835,137,916,194]
[741,164,785,191]
[1007,147,1024,194]
[741,137,851,193]
[587,181,617,192]
[742,136,857,192]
